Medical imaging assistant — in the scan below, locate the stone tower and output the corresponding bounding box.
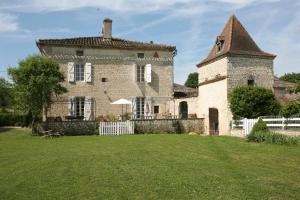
[197,15,276,135]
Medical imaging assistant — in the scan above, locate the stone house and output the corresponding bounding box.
[196,15,276,135]
[37,19,176,121]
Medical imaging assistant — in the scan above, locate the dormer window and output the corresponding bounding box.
[76,50,84,56]
[216,36,224,53]
[137,53,144,58]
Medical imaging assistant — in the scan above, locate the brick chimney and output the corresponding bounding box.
[102,18,112,41]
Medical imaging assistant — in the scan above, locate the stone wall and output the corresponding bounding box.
[41,46,174,120]
[36,121,99,136]
[133,118,204,134]
[35,119,204,135]
[169,97,199,118]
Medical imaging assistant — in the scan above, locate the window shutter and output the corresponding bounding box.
[68,62,75,82]
[145,96,152,117]
[133,63,137,82]
[131,97,137,119]
[84,96,93,120]
[85,63,92,82]
[68,96,75,116]
[145,64,152,83]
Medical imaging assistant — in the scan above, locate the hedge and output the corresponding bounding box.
[0,113,31,127]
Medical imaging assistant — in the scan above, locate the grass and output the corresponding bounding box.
[0,129,300,200]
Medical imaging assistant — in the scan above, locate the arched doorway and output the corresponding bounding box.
[209,108,219,135]
[179,101,188,119]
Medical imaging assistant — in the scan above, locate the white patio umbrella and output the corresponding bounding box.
[111,98,132,121]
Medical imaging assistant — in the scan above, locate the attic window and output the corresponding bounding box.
[216,36,224,53]
[137,53,144,58]
[76,50,84,56]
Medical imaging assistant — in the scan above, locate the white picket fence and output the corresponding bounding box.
[99,121,135,136]
[232,117,300,135]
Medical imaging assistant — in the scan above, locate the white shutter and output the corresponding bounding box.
[85,62,92,82]
[145,96,152,117]
[68,96,75,116]
[84,96,93,120]
[145,64,152,83]
[133,63,137,82]
[131,97,137,119]
[68,62,75,82]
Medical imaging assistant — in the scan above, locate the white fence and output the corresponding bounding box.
[99,121,135,136]
[232,117,300,135]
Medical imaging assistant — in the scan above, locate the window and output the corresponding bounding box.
[248,79,255,86]
[247,75,255,86]
[136,65,145,82]
[154,105,159,114]
[75,64,85,81]
[101,78,107,82]
[216,40,224,52]
[136,97,145,119]
[74,97,85,117]
[137,53,144,58]
[76,50,84,56]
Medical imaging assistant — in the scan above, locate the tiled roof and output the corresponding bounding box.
[174,83,198,98]
[273,78,297,88]
[197,15,276,67]
[37,36,176,51]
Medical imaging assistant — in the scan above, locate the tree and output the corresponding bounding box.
[229,86,281,119]
[280,99,300,118]
[279,73,300,83]
[279,72,300,94]
[0,78,12,111]
[184,72,198,88]
[8,55,67,125]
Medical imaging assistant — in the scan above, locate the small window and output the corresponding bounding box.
[248,79,255,86]
[101,78,107,82]
[137,53,144,58]
[76,50,84,56]
[153,52,159,58]
[136,65,145,82]
[75,64,84,81]
[216,40,224,52]
[154,106,159,114]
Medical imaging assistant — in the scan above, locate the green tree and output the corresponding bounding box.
[184,72,198,88]
[8,55,67,125]
[230,86,281,119]
[0,78,12,111]
[279,73,300,83]
[280,99,300,118]
[279,73,300,94]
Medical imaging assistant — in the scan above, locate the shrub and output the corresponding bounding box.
[248,131,299,145]
[249,118,268,135]
[230,86,281,119]
[0,113,28,127]
[280,99,300,118]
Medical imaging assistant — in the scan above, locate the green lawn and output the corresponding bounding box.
[0,129,299,200]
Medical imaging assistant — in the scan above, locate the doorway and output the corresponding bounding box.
[209,108,219,135]
[179,101,188,119]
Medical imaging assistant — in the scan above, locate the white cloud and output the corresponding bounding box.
[0,13,18,32]
[0,0,193,13]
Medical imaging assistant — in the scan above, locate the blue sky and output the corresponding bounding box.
[0,0,299,83]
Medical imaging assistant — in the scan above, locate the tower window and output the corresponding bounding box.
[216,36,224,53]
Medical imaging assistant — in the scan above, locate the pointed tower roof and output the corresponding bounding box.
[197,15,276,67]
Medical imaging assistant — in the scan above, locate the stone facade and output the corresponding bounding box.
[198,56,274,135]
[37,20,176,121]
